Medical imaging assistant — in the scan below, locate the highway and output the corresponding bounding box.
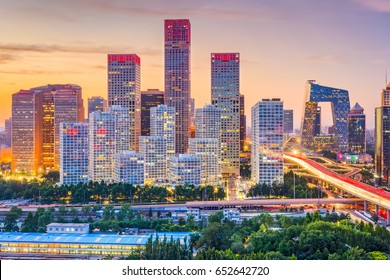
[285,153,390,210]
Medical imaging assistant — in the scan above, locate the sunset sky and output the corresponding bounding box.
[1,0,390,129]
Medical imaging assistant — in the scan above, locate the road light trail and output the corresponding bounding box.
[285,153,390,210]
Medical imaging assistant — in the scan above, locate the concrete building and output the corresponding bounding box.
[139,136,167,185]
[108,54,141,151]
[47,223,90,234]
[150,105,176,160]
[114,151,144,185]
[240,94,246,152]
[140,89,164,136]
[164,19,191,154]
[60,122,89,185]
[348,103,366,154]
[107,105,131,153]
[88,96,107,116]
[4,118,11,148]
[211,53,240,177]
[252,99,284,186]
[284,109,294,134]
[169,154,201,186]
[188,138,220,186]
[88,112,116,183]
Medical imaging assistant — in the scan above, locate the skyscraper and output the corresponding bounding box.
[375,83,390,185]
[283,110,294,134]
[301,81,350,151]
[348,103,366,154]
[60,122,89,185]
[164,19,191,154]
[53,85,84,170]
[107,105,131,153]
[11,90,40,174]
[169,154,201,187]
[139,136,167,185]
[4,118,12,148]
[114,151,144,185]
[11,84,84,174]
[141,89,164,136]
[188,138,220,186]
[88,112,116,182]
[150,105,176,160]
[240,94,246,152]
[211,53,240,176]
[108,54,140,151]
[252,99,284,185]
[88,96,107,116]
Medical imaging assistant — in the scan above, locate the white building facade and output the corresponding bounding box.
[88,112,116,182]
[114,151,144,185]
[251,99,284,186]
[169,154,201,186]
[139,136,167,185]
[150,105,176,160]
[188,138,220,186]
[60,122,89,185]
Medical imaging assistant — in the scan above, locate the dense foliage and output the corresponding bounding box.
[0,179,225,204]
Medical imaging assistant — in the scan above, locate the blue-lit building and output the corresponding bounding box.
[301,81,350,151]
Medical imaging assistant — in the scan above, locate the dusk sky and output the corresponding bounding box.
[1,0,390,129]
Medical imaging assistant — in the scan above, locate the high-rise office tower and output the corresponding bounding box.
[114,151,144,185]
[141,89,165,136]
[53,85,84,170]
[164,19,191,154]
[60,122,89,185]
[252,99,284,185]
[139,136,167,185]
[301,81,350,151]
[107,105,131,153]
[11,85,84,174]
[88,96,107,116]
[375,83,390,185]
[211,53,240,176]
[348,103,366,154]
[195,105,221,139]
[284,110,294,134]
[383,82,390,107]
[4,118,12,148]
[108,54,141,151]
[240,94,246,152]
[88,112,116,182]
[150,105,176,160]
[11,90,42,174]
[188,138,220,186]
[169,154,201,187]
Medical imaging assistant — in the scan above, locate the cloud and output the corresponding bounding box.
[2,0,282,22]
[349,0,390,13]
[0,69,80,75]
[0,43,161,57]
[305,54,346,65]
[0,54,19,64]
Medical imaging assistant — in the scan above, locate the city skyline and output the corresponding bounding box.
[1,0,390,129]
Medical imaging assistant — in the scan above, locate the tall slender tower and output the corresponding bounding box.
[108,54,141,151]
[375,83,390,185]
[164,19,191,154]
[348,103,366,154]
[211,53,240,177]
[252,99,284,185]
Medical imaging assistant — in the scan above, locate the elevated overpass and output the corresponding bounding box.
[285,153,390,225]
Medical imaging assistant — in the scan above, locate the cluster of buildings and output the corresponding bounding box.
[3,19,390,188]
[7,19,283,188]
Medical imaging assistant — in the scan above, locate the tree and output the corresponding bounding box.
[4,206,22,232]
[208,211,224,224]
[21,212,38,232]
[197,223,231,250]
[37,210,53,232]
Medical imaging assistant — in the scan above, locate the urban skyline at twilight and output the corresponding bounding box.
[1,0,390,129]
